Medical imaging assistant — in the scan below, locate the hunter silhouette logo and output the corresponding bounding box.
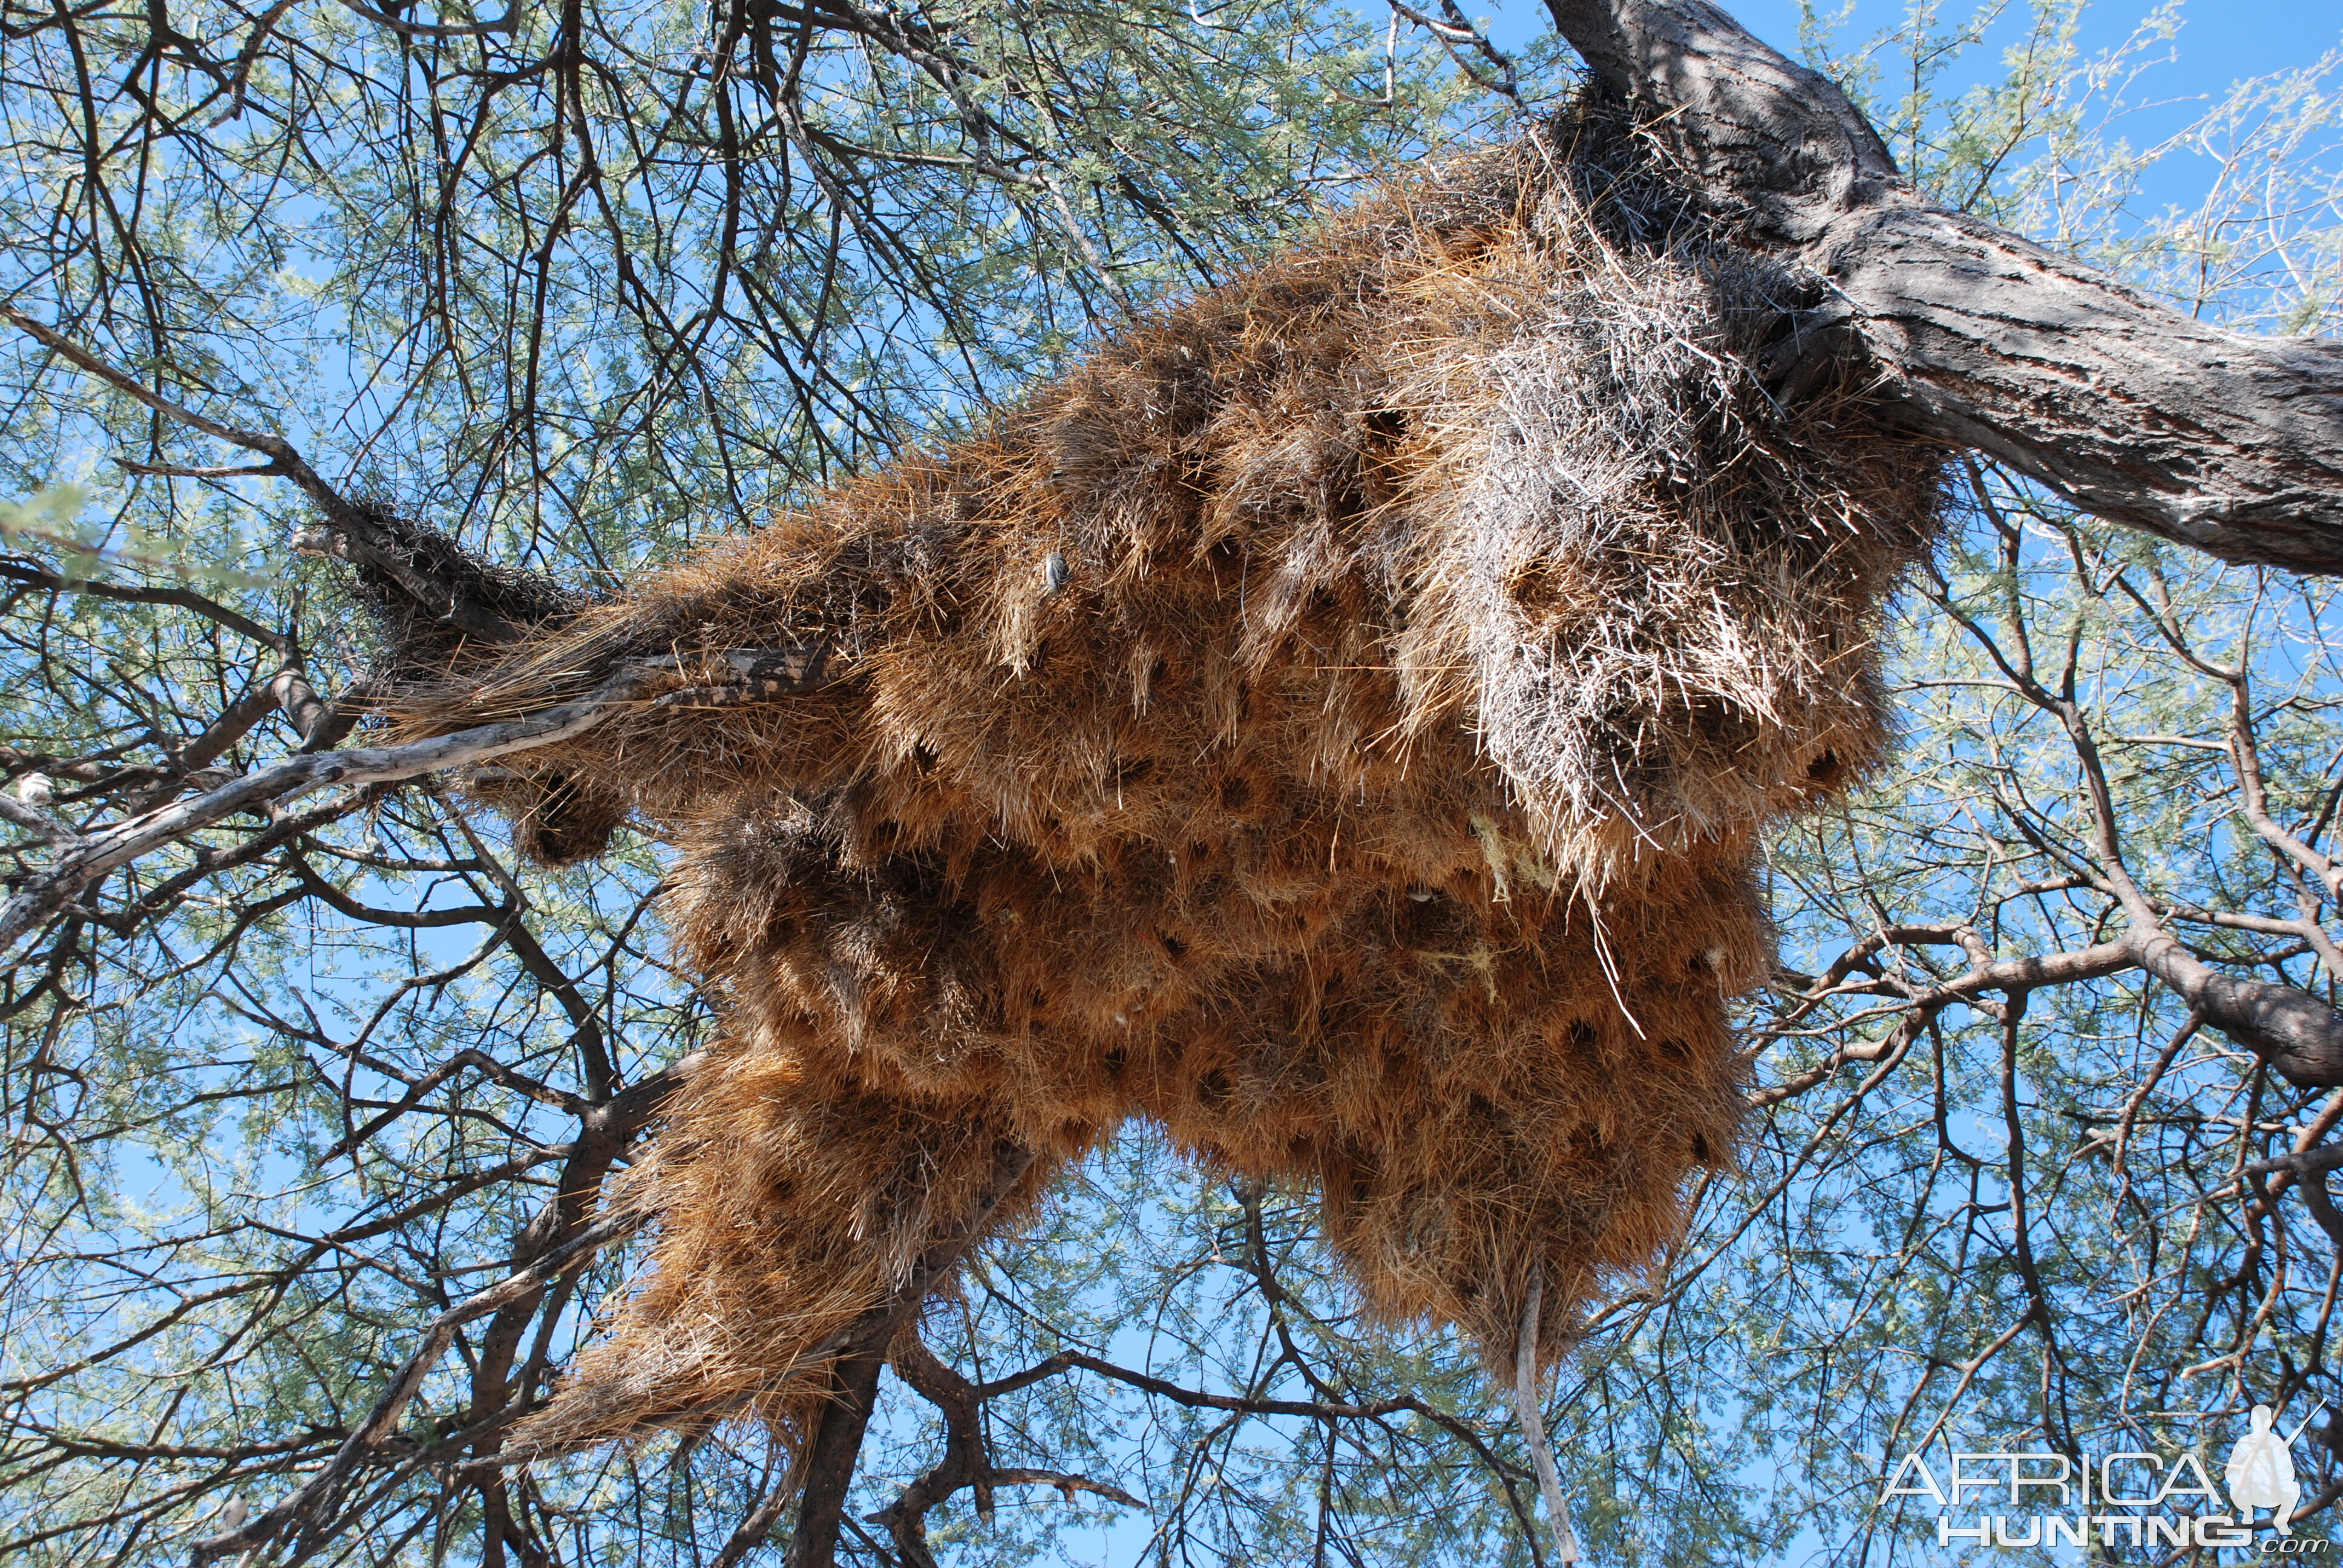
[2229,1403,2325,1535]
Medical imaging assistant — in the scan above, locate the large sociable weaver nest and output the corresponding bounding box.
[391,103,1945,1452]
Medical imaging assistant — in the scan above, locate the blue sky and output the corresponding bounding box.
[1727,0,2343,82]
[1497,0,2343,93]
[1491,0,2343,185]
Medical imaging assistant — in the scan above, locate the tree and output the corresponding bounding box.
[5,0,2343,1563]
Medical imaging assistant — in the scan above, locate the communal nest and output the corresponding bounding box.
[393,103,1946,1453]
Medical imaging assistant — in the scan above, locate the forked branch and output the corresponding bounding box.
[0,667,649,956]
[1547,0,2343,572]
[188,1210,650,1565]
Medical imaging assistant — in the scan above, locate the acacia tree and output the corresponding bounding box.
[5,0,2343,1564]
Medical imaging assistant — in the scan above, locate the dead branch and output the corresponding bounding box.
[0,665,656,956]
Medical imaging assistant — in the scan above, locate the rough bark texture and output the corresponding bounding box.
[781,1355,886,1568]
[1548,0,2343,574]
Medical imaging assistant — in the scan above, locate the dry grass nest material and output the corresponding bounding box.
[397,105,1947,1452]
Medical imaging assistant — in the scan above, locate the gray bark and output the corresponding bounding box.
[1549,0,2343,574]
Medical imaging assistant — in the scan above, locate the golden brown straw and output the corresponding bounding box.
[398,108,1947,1452]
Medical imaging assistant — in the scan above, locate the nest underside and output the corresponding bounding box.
[393,106,1947,1453]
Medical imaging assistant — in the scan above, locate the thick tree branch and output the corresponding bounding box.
[1760,923,2343,1093]
[782,1141,1037,1568]
[1548,0,2343,573]
[870,1331,1142,1567]
[0,644,845,958]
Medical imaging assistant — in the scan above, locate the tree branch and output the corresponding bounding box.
[1547,0,2343,573]
[0,664,658,956]
[5,310,560,642]
[187,1209,650,1565]
[781,1141,1037,1568]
